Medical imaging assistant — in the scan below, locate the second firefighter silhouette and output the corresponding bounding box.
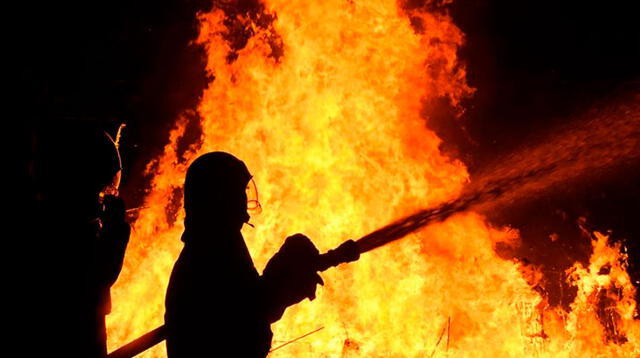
[165,152,327,357]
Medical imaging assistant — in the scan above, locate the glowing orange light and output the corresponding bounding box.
[107,1,639,357]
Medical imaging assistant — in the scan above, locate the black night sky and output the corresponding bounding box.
[16,0,640,314]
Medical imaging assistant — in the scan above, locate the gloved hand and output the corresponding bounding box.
[99,194,130,246]
[100,195,127,226]
[262,233,324,309]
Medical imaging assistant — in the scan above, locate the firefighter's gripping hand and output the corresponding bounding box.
[100,195,131,240]
[101,195,126,225]
[262,233,324,308]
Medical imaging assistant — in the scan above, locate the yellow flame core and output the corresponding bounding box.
[107,1,639,357]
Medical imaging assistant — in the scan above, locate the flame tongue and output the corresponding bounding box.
[107,1,639,357]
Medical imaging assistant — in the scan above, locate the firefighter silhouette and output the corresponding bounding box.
[34,120,130,357]
[165,152,325,357]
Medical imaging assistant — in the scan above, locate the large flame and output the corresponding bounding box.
[107,1,639,357]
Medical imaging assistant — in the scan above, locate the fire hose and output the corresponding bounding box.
[108,199,465,358]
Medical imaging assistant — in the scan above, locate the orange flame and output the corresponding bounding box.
[107,1,639,357]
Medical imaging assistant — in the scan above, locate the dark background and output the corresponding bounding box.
[446,0,640,313]
[16,0,639,315]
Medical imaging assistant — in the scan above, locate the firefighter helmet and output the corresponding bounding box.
[184,151,261,216]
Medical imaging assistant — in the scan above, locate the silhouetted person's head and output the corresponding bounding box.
[34,120,122,219]
[183,152,252,234]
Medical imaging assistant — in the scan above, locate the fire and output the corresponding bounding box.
[107,1,640,357]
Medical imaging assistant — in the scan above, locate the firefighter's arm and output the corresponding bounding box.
[260,233,324,323]
[98,195,131,286]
